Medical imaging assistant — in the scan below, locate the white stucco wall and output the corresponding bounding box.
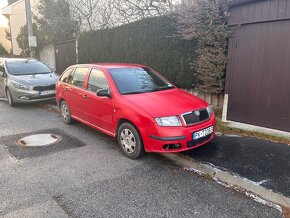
[3,0,39,55]
[39,44,56,71]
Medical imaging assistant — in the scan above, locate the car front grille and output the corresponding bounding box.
[33,84,56,91]
[187,133,212,148]
[182,109,209,126]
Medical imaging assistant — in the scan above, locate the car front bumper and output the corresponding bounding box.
[9,87,56,103]
[142,114,216,153]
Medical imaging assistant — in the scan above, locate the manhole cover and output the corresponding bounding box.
[16,134,62,147]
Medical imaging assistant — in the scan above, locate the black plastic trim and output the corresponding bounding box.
[150,135,186,141]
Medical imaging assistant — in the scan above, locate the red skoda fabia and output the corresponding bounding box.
[56,63,216,159]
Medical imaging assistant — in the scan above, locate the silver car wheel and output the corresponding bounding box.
[120,128,136,154]
[61,103,69,122]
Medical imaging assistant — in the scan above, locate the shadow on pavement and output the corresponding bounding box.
[182,135,290,198]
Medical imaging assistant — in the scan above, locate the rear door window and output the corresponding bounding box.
[69,67,88,88]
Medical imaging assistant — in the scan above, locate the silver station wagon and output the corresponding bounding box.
[0,58,59,106]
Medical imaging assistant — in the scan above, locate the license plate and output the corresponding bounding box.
[193,126,213,140]
[40,90,56,96]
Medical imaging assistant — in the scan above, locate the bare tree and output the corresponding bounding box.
[67,0,174,31]
[111,0,174,25]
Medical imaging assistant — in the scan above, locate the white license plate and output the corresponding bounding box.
[40,90,56,96]
[193,126,213,140]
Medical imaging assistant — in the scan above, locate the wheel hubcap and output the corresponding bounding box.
[120,129,136,154]
[61,104,69,121]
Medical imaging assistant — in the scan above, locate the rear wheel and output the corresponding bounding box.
[117,122,145,159]
[6,89,16,107]
[60,101,73,124]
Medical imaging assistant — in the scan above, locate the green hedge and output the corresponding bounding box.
[78,16,196,88]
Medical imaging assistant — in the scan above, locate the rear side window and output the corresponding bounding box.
[87,69,109,92]
[69,67,88,88]
[60,68,73,83]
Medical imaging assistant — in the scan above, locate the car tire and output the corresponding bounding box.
[60,101,74,124]
[6,88,16,107]
[117,122,145,159]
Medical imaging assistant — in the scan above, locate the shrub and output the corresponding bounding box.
[177,0,230,94]
[0,44,8,56]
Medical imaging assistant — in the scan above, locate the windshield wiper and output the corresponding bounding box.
[30,72,52,75]
[153,86,174,91]
[122,90,152,95]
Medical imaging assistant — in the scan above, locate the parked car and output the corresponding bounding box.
[56,63,216,159]
[0,58,59,106]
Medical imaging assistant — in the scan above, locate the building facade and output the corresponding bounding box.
[1,0,39,56]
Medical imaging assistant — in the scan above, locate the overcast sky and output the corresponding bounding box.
[0,0,8,27]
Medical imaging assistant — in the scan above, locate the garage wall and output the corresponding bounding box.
[225,20,290,131]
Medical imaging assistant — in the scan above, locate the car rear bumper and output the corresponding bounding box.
[142,114,216,153]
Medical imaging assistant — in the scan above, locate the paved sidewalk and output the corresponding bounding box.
[183,135,290,198]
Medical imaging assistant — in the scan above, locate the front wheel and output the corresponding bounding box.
[6,89,16,107]
[60,101,74,124]
[117,122,145,159]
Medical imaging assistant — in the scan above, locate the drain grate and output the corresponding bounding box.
[0,129,86,159]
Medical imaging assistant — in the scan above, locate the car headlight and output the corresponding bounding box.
[155,116,182,126]
[11,80,31,90]
[206,105,213,117]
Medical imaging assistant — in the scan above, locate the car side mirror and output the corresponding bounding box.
[96,89,111,98]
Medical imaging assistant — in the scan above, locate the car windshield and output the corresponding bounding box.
[109,68,174,95]
[108,67,174,95]
[6,60,52,76]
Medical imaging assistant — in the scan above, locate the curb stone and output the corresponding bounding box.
[161,153,290,216]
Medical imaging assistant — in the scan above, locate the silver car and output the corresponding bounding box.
[0,58,59,106]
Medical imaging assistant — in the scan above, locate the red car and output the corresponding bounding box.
[56,63,216,159]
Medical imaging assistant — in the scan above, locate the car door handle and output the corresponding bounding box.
[82,94,89,99]
[64,87,71,92]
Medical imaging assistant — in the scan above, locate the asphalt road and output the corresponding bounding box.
[0,101,283,218]
[183,135,290,198]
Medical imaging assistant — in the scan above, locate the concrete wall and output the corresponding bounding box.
[39,44,56,71]
[182,89,224,109]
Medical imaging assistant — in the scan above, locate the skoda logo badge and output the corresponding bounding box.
[194,110,200,116]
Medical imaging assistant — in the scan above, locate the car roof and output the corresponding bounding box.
[72,63,147,69]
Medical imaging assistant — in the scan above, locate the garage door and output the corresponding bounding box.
[226,20,290,132]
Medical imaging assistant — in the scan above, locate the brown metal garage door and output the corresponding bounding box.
[55,40,76,75]
[226,20,290,132]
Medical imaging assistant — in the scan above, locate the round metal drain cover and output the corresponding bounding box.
[16,134,62,147]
